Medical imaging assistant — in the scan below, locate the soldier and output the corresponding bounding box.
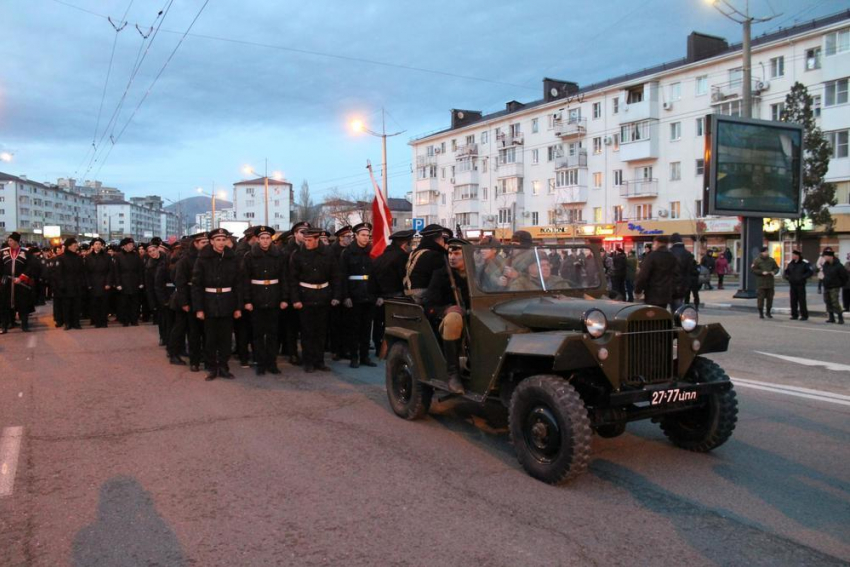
[421,238,471,394]
[783,249,814,321]
[192,228,243,381]
[320,230,331,246]
[113,238,145,326]
[85,237,112,328]
[145,239,167,344]
[751,246,779,319]
[50,244,65,328]
[290,227,341,373]
[280,221,309,365]
[234,228,257,368]
[1,232,35,333]
[242,225,288,376]
[340,222,378,368]
[403,224,448,302]
[822,248,848,324]
[55,238,86,330]
[171,232,209,370]
[329,226,353,361]
[634,235,680,310]
[371,229,414,350]
[157,241,182,362]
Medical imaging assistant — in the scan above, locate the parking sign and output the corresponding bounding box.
[412,218,425,233]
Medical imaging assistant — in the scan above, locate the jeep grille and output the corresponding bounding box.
[625,319,674,385]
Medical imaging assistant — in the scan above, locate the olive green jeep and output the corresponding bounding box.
[382,243,737,484]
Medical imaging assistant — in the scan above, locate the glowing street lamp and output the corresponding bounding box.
[197,185,227,229]
[348,109,405,200]
[0,151,13,163]
[243,159,283,226]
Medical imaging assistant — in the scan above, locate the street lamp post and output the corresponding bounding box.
[243,160,283,226]
[350,108,405,200]
[197,185,226,230]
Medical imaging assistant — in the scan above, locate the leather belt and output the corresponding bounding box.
[165,283,175,287]
[251,279,279,285]
[299,282,329,290]
[348,275,369,281]
[204,287,232,293]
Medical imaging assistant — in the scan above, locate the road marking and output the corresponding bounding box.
[731,377,850,407]
[779,325,850,335]
[0,427,23,497]
[754,351,850,372]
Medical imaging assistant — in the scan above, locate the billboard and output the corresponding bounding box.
[704,114,803,218]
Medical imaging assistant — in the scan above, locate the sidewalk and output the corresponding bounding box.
[697,283,845,317]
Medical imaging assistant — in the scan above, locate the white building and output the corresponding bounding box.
[318,197,414,232]
[232,177,293,231]
[410,11,850,261]
[97,198,179,242]
[194,208,236,232]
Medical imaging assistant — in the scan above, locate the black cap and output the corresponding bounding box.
[792,249,802,256]
[303,227,324,237]
[119,237,135,247]
[291,221,311,232]
[353,222,372,234]
[208,228,231,239]
[446,237,471,249]
[389,229,415,241]
[823,249,835,257]
[320,230,330,238]
[334,226,352,237]
[80,243,90,250]
[671,232,683,244]
[243,227,256,237]
[760,246,769,252]
[420,224,445,237]
[190,232,208,241]
[64,237,78,248]
[251,225,275,238]
[7,232,21,242]
[149,237,163,247]
[90,237,106,246]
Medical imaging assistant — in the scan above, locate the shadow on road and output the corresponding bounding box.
[72,476,187,567]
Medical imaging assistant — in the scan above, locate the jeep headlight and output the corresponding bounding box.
[676,305,699,332]
[583,309,608,338]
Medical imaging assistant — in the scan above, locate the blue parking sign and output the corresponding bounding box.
[412,218,425,233]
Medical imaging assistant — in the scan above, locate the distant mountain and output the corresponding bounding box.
[164,196,232,222]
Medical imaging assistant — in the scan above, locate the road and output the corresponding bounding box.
[1,306,849,566]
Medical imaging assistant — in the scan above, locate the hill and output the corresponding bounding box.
[164,195,233,221]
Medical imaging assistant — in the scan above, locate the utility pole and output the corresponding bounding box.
[264,157,269,226]
[381,108,388,201]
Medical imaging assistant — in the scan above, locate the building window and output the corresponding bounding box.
[769,56,785,78]
[670,122,681,141]
[531,211,539,225]
[246,200,255,207]
[668,82,681,101]
[466,134,474,145]
[566,208,583,223]
[670,201,681,219]
[806,47,822,70]
[498,207,513,225]
[770,102,785,122]
[593,137,602,154]
[496,177,522,195]
[696,158,705,175]
[547,178,555,194]
[627,86,644,104]
[729,67,742,86]
[481,187,488,200]
[613,169,623,186]
[612,97,619,114]
[592,102,601,119]
[532,180,540,195]
[556,169,580,187]
[426,145,435,157]
[825,79,848,106]
[245,212,255,218]
[531,118,539,133]
[695,199,703,217]
[441,194,446,205]
[826,130,849,158]
[531,149,539,164]
[716,99,743,117]
[634,204,652,221]
[613,205,624,222]
[593,207,602,223]
[547,144,563,161]
[245,187,254,195]
[612,133,620,151]
[620,120,650,143]
[482,158,488,173]
[825,28,850,57]
[670,162,681,181]
[696,117,704,136]
[695,75,708,96]
[593,172,602,188]
[481,131,488,144]
[451,139,457,152]
[441,142,446,153]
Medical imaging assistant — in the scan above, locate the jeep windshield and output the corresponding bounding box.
[472,245,602,293]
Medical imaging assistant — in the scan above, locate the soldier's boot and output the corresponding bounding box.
[837,312,845,325]
[443,340,465,395]
[350,355,360,369]
[219,364,234,379]
[205,365,218,381]
[20,314,30,332]
[758,309,764,319]
[766,298,773,318]
[169,355,187,365]
[827,312,836,323]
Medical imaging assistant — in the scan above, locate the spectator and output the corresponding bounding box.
[669,233,695,311]
[700,250,716,290]
[783,249,814,321]
[634,235,680,309]
[822,249,848,324]
[625,250,637,302]
[715,252,729,290]
[844,253,850,313]
[609,248,626,300]
[751,246,779,319]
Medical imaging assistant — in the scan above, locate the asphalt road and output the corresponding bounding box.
[1,307,848,566]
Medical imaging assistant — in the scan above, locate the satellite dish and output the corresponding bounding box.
[550,87,559,97]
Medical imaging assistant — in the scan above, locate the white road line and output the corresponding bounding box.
[731,378,850,408]
[0,426,23,497]
[754,351,850,372]
[732,377,850,401]
[779,325,850,335]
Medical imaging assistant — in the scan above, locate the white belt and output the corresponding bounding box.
[299,282,329,290]
[348,275,369,281]
[204,287,232,293]
[166,283,175,287]
[251,279,280,285]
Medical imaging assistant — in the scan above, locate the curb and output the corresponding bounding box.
[702,302,830,317]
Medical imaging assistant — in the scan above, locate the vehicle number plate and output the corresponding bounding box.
[650,388,698,405]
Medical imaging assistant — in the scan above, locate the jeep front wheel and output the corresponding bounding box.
[509,375,592,485]
[385,342,433,420]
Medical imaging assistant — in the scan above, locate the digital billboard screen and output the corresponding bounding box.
[705,114,803,218]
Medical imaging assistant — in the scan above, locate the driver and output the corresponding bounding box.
[509,256,565,291]
[421,238,470,394]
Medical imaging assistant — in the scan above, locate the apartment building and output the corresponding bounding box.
[410,11,850,262]
[232,177,293,231]
[97,198,179,242]
[194,208,236,232]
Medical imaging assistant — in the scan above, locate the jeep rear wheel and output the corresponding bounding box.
[509,375,592,485]
[659,357,738,452]
[385,342,433,420]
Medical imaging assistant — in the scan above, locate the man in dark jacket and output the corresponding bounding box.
[192,228,243,381]
[783,249,814,321]
[329,226,352,361]
[609,247,627,300]
[171,232,208,370]
[669,233,695,311]
[157,242,182,363]
[404,224,448,303]
[242,226,288,376]
[56,238,86,330]
[85,238,112,328]
[145,239,167,344]
[233,228,257,368]
[1,232,35,333]
[280,221,309,365]
[114,238,144,326]
[822,249,848,324]
[700,251,716,290]
[290,228,341,373]
[634,235,680,310]
[751,246,780,319]
[371,229,414,350]
[340,222,377,368]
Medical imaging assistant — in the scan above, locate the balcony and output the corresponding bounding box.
[554,117,587,138]
[620,179,658,199]
[710,79,762,104]
[453,197,480,214]
[416,155,437,167]
[454,168,479,186]
[496,161,523,179]
[415,177,439,192]
[556,150,588,169]
[456,143,478,158]
[414,197,439,217]
[558,185,588,204]
[496,132,524,147]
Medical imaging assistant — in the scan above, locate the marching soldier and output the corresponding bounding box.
[280,221,309,365]
[114,238,144,326]
[84,237,112,328]
[329,226,353,361]
[242,225,288,375]
[192,228,243,381]
[404,224,449,303]
[55,238,86,330]
[50,244,65,328]
[171,232,209,370]
[371,229,414,350]
[290,227,341,373]
[340,222,377,368]
[1,232,35,333]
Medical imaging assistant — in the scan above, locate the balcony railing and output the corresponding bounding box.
[416,155,437,167]
[554,117,587,138]
[556,151,588,169]
[619,179,659,198]
[456,143,478,157]
[710,78,762,104]
[496,132,524,146]
[558,185,588,204]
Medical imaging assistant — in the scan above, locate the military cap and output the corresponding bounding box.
[823,247,834,254]
[251,225,275,238]
[149,237,163,247]
[64,237,78,248]
[823,249,835,257]
[419,224,446,237]
[352,222,372,234]
[7,232,22,242]
[190,232,208,241]
[291,221,311,232]
[243,227,255,237]
[441,227,454,239]
[108,244,119,252]
[792,249,802,256]
[303,227,324,237]
[320,229,330,238]
[511,230,533,245]
[446,237,471,249]
[208,228,231,239]
[90,237,106,246]
[334,226,353,237]
[119,237,134,247]
[760,246,769,252]
[80,243,90,251]
[389,229,415,241]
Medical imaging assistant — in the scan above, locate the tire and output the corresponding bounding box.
[385,341,433,420]
[509,375,592,485]
[659,357,738,452]
[595,423,626,439]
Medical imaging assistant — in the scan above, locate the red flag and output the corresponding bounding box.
[367,161,392,259]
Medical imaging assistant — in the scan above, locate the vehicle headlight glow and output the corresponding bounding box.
[583,309,608,338]
[676,305,699,332]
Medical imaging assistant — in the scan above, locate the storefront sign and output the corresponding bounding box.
[703,218,740,233]
[525,225,574,239]
[626,222,663,235]
[595,225,616,236]
[43,225,61,238]
[763,217,814,232]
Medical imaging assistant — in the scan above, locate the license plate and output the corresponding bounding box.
[650,388,698,405]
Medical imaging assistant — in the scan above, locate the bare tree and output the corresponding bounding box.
[294,179,319,224]
[321,187,357,230]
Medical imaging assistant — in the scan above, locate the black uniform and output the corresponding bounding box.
[233,238,253,366]
[192,245,243,375]
[339,241,375,364]
[146,254,167,343]
[84,250,112,327]
[48,253,64,327]
[171,247,204,367]
[422,265,470,317]
[242,243,287,373]
[784,258,814,320]
[289,245,341,371]
[155,252,178,353]
[328,239,348,359]
[55,249,86,329]
[113,250,145,325]
[1,245,34,332]
[371,241,409,349]
[280,240,301,359]
[404,237,447,302]
[634,245,680,309]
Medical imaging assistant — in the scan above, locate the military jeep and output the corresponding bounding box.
[382,243,737,484]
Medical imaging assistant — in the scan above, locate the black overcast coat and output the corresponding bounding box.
[173,248,199,311]
[113,250,144,295]
[634,245,680,307]
[241,243,288,309]
[56,250,86,298]
[84,251,112,297]
[289,245,341,306]
[191,245,243,317]
[145,255,164,308]
[339,242,375,304]
[371,243,409,298]
[405,237,447,292]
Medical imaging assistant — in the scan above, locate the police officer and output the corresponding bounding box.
[751,246,779,319]
[371,229,414,350]
[281,221,310,364]
[290,227,341,373]
[114,237,144,326]
[85,237,112,328]
[171,232,208,370]
[329,226,353,361]
[192,228,243,381]
[55,237,86,330]
[242,225,288,376]
[340,222,378,368]
[404,224,448,302]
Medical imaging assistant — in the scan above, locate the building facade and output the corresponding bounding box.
[97,199,179,242]
[318,196,413,232]
[194,208,236,232]
[410,11,850,266]
[232,178,293,231]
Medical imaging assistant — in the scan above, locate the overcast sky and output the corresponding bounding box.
[0,0,843,204]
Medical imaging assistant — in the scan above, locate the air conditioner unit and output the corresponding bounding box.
[711,91,724,103]
[485,214,495,221]
[604,136,613,146]
[756,80,770,92]
[522,210,530,218]
[657,209,669,218]
[662,102,673,111]
[435,148,442,154]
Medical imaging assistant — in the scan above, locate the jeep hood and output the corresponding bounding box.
[491,295,668,331]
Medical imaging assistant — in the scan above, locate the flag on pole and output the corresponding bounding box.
[366,160,392,259]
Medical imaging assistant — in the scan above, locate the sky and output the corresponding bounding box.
[0,0,844,204]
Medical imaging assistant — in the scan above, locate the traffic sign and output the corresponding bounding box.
[412,218,425,233]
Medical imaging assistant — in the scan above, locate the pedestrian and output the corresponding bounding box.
[751,246,779,319]
[816,250,826,294]
[715,252,729,290]
[609,247,626,300]
[371,229,414,349]
[113,238,144,326]
[700,250,716,290]
[289,227,341,373]
[403,224,449,303]
[84,237,112,328]
[55,238,86,330]
[634,235,680,309]
[625,250,637,302]
[328,226,353,361]
[241,225,288,376]
[843,253,850,313]
[783,249,814,321]
[669,233,694,311]
[821,248,848,324]
[1,232,35,333]
[340,222,378,368]
[192,228,243,381]
[171,232,209,371]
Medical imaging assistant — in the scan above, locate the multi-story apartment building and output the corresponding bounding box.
[194,208,236,232]
[0,172,98,241]
[410,11,850,264]
[97,198,179,242]
[232,177,293,231]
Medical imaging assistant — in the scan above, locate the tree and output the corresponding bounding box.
[782,82,837,245]
[294,179,319,225]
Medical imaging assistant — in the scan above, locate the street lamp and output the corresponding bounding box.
[349,108,405,199]
[197,185,227,230]
[243,160,284,226]
[0,151,14,163]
